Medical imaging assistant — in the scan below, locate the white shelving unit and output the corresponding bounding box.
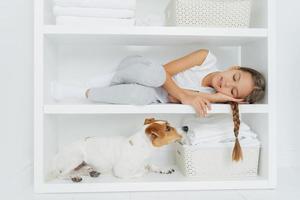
[34,0,276,193]
[44,104,269,114]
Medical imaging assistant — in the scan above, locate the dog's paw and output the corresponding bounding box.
[89,171,101,178]
[146,164,176,175]
[159,168,175,175]
[71,177,83,182]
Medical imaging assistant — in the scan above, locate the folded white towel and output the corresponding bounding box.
[53,6,135,19]
[187,130,258,145]
[188,137,260,147]
[181,114,261,146]
[189,123,250,138]
[182,114,251,140]
[56,16,135,26]
[53,0,136,10]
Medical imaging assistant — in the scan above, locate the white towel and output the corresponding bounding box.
[187,122,251,139]
[56,16,135,26]
[182,114,251,140]
[187,130,258,145]
[181,114,260,146]
[53,0,136,10]
[187,136,260,147]
[53,6,135,19]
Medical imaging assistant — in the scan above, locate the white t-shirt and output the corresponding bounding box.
[155,51,219,103]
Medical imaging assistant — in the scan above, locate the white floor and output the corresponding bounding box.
[17,167,299,200]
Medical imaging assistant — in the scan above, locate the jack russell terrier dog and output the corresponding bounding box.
[48,118,182,182]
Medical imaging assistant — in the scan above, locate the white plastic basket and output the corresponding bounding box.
[165,0,252,28]
[175,141,260,177]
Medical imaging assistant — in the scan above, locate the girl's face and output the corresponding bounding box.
[211,68,254,99]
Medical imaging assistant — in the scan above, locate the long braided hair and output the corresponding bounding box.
[229,67,265,161]
[230,102,243,162]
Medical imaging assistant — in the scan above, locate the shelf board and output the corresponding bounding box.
[44,104,268,114]
[38,179,272,193]
[38,165,272,193]
[43,25,267,45]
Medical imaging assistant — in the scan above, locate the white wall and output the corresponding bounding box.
[276,0,300,167]
[0,0,33,198]
[0,0,299,199]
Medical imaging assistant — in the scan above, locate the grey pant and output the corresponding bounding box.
[87,55,166,105]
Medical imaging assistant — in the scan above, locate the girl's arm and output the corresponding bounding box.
[163,49,209,76]
[168,90,244,104]
[162,49,209,102]
[163,49,211,116]
[162,49,243,115]
[163,49,243,102]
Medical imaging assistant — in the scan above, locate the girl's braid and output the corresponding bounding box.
[230,102,243,161]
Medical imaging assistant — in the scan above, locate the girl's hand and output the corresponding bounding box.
[181,94,211,117]
[210,92,244,103]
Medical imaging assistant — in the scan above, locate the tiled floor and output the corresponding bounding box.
[24,167,300,200]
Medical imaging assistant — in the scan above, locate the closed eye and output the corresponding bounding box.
[233,73,241,82]
[233,73,237,81]
[231,88,238,98]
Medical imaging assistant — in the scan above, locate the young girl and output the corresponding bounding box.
[52,49,265,116]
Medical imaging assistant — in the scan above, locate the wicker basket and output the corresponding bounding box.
[175,141,260,177]
[165,0,252,28]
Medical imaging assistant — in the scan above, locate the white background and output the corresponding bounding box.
[0,0,299,199]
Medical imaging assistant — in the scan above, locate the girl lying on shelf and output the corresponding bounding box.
[52,49,265,116]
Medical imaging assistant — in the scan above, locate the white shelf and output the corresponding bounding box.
[38,165,271,193]
[44,104,268,114]
[44,25,267,45]
[38,180,271,193]
[40,166,270,192]
[35,0,276,193]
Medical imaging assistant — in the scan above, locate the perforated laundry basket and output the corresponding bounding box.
[165,0,252,28]
[175,141,260,177]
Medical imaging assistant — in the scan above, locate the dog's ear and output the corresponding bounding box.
[145,123,165,138]
[144,118,156,125]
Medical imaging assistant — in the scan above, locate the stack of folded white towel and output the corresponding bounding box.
[181,114,260,146]
[53,0,136,26]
